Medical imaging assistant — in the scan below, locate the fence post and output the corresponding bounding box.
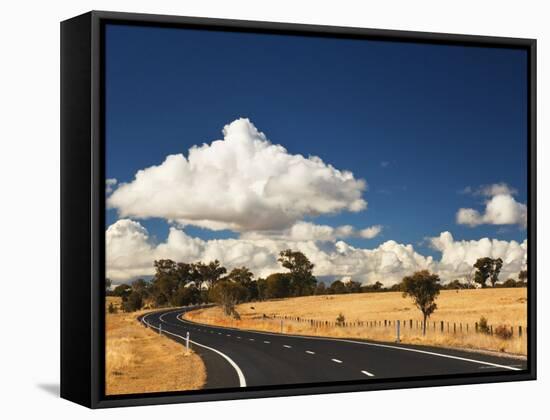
[281,319,283,333]
[490,325,493,335]
[410,319,413,329]
[396,320,401,343]
[185,332,190,350]
[440,321,444,332]
[519,326,523,337]
[159,323,162,335]
[475,322,478,332]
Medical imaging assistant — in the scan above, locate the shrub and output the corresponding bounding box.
[495,325,513,340]
[336,313,345,326]
[478,316,490,334]
[108,302,117,314]
[122,291,143,312]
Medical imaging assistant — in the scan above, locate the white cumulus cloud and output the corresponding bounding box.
[359,225,383,239]
[106,178,117,194]
[108,118,367,232]
[106,219,526,287]
[430,231,527,282]
[457,193,527,228]
[457,183,526,228]
[241,221,381,242]
[106,219,429,285]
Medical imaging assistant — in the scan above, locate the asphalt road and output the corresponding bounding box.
[139,308,526,389]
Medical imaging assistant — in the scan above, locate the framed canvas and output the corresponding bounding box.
[60,11,536,408]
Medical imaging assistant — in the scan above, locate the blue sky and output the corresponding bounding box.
[105,23,527,260]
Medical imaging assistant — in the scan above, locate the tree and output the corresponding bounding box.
[362,281,385,293]
[256,278,267,300]
[227,266,254,284]
[388,283,402,292]
[209,280,247,317]
[171,284,200,307]
[446,279,465,290]
[227,266,257,300]
[105,278,112,294]
[123,291,143,312]
[112,283,131,298]
[372,281,383,291]
[132,278,149,295]
[196,260,227,290]
[345,280,362,294]
[328,280,347,295]
[152,259,179,303]
[519,269,528,282]
[315,282,327,295]
[490,258,503,287]
[463,268,476,289]
[473,257,503,288]
[175,262,198,287]
[278,249,317,296]
[502,278,518,288]
[401,270,441,335]
[265,273,291,299]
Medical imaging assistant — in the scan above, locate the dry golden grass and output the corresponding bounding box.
[106,296,123,312]
[186,288,527,356]
[106,307,206,395]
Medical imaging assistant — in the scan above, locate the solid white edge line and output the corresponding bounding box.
[175,311,520,371]
[142,311,247,387]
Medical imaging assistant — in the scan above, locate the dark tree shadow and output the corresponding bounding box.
[37,383,60,397]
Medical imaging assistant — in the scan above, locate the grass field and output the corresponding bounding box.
[185,288,527,356]
[105,297,206,395]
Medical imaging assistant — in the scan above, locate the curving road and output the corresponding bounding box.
[139,308,526,389]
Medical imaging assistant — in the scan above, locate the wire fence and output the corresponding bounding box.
[267,314,525,338]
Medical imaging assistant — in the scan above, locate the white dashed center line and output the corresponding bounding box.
[283,345,292,349]
[361,370,375,377]
[249,338,255,341]
[305,350,315,355]
[227,334,231,337]
[331,358,343,364]
[237,336,242,339]
[263,341,271,344]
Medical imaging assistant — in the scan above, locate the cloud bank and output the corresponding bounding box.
[240,221,382,242]
[108,118,367,232]
[430,231,527,282]
[106,219,526,286]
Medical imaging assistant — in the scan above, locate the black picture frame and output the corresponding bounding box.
[61,10,537,409]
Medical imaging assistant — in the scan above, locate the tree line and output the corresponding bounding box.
[107,249,317,314]
[107,251,527,318]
